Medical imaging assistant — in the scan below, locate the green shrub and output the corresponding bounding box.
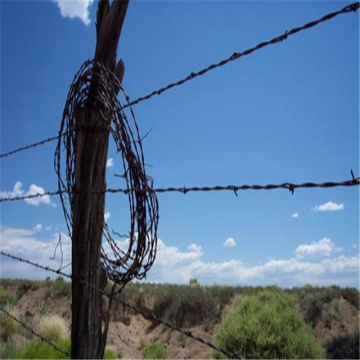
[298,292,324,326]
[0,307,19,341]
[18,338,116,359]
[0,286,17,306]
[189,278,199,287]
[326,331,359,359]
[152,285,220,328]
[325,313,332,329]
[51,277,71,297]
[104,347,117,359]
[143,343,169,359]
[332,298,340,313]
[19,338,70,359]
[213,291,326,359]
[36,315,68,342]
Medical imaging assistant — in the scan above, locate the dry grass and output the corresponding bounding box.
[0,306,19,341]
[36,314,68,342]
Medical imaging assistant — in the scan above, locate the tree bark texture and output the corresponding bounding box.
[71,1,129,358]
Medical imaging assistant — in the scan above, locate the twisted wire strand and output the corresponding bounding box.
[54,59,159,286]
[0,250,242,359]
[1,1,358,160]
[0,307,70,357]
[1,176,359,203]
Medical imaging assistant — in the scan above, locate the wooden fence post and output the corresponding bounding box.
[71,1,129,358]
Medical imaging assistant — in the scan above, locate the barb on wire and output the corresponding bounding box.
[0,135,61,159]
[123,2,360,109]
[1,176,359,203]
[1,2,358,161]
[0,250,242,359]
[0,307,70,357]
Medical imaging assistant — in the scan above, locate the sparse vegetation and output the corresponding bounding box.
[143,343,169,359]
[213,290,326,359]
[0,279,358,359]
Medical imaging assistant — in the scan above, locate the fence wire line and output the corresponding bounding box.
[0,250,242,359]
[0,176,359,203]
[1,1,358,160]
[0,307,70,357]
[0,135,61,159]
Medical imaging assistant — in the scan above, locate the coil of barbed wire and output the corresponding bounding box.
[55,59,159,286]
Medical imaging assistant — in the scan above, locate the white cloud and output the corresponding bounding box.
[224,237,236,247]
[46,226,52,231]
[25,184,56,207]
[292,213,299,219]
[313,201,344,212]
[0,181,23,199]
[0,225,71,279]
[53,0,94,26]
[106,158,114,168]
[33,224,43,232]
[104,212,111,222]
[187,243,202,253]
[295,237,342,258]
[0,182,55,207]
[1,225,358,287]
[353,243,357,249]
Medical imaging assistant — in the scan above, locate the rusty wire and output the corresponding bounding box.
[0,135,61,159]
[54,59,159,286]
[1,1,358,161]
[0,306,70,357]
[0,250,242,359]
[1,175,359,204]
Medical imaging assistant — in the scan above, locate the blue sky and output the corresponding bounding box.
[0,0,359,288]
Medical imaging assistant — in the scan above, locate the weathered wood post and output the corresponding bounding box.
[71,1,129,358]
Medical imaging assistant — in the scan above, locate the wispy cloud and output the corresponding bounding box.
[104,212,111,223]
[224,237,236,247]
[291,213,299,219]
[33,224,43,232]
[52,0,94,26]
[295,237,343,258]
[106,158,114,168]
[0,182,56,207]
[313,201,344,212]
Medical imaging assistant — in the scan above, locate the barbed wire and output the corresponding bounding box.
[0,307,70,357]
[0,1,358,160]
[0,250,242,359]
[122,1,360,109]
[0,135,61,159]
[0,175,359,203]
